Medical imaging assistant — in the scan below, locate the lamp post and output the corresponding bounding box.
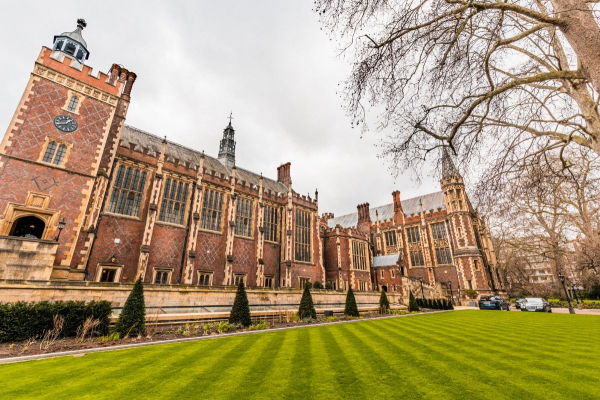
[558,273,575,314]
[418,275,425,301]
[54,218,66,242]
[447,280,454,305]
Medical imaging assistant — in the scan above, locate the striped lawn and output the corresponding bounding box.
[1,310,598,399]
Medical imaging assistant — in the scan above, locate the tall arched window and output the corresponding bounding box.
[67,96,79,112]
[107,164,147,217]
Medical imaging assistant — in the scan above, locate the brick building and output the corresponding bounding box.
[321,148,502,297]
[0,20,501,299]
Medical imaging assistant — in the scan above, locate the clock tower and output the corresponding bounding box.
[0,19,136,280]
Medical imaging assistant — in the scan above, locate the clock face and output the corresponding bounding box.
[53,115,78,132]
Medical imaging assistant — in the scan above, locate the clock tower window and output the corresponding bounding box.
[41,140,69,166]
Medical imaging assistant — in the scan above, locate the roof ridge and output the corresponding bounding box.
[331,191,444,220]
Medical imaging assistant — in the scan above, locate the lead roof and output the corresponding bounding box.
[120,125,289,195]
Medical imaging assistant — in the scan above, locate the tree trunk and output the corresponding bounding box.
[553,0,600,94]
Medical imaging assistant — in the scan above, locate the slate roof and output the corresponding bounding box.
[372,254,401,268]
[327,192,446,229]
[120,125,289,194]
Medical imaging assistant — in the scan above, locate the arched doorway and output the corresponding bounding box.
[9,216,46,239]
[382,285,388,292]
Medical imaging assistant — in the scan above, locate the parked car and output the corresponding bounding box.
[478,296,510,311]
[515,298,527,309]
[520,298,552,313]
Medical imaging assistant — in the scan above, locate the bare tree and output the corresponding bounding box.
[315,0,600,175]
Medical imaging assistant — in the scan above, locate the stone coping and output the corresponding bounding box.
[0,311,450,364]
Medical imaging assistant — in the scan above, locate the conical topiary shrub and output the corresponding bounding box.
[344,287,360,317]
[298,282,317,320]
[416,298,422,307]
[115,277,146,337]
[379,290,390,314]
[408,291,420,312]
[229,281,252,326]
[435,299,442,309]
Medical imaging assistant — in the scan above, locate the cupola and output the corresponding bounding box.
[53,19,89,63]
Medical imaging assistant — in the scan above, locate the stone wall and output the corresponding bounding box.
[0,281,404,310]
[0,237,58,281]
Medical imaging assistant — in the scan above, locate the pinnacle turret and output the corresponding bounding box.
[218,113,236,168]
[441,147,461,180]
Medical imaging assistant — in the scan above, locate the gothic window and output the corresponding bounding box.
[198,272,213,286]
[234,197,253,237]
[431,222,447,240]
[410,250,424,266]
[264,276,274,288]
[158,177,190,225]
[299,277,311,289]
[42,141,68,166]
[359,281,367,291]
[200,188,224,232]
[435,247,452,265]
[352,240,368,271]
[154,270,170,285]
[264,205,279,242]
[406,227,421,243]
[67,96,79,112]
[234,274,246,286]
[107,164,147,217]
[295,209,311,262]
[384,231,397,248]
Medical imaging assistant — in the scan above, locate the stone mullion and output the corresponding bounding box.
[182,156,205,284]
[255,176,265,287]
[222,168,237,286]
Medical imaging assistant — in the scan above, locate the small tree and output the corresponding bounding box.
[344,287,360,317]
[229,281,251,327]
[115,277,146,337]
[408,291,420,312]
[298,283,317,320]
[313,281,324,290]
[465,289,479,300]
[379,290,390,314]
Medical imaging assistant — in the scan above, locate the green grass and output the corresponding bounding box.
[1,311,599,399]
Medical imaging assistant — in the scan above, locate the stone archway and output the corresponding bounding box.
[9,215,46,239]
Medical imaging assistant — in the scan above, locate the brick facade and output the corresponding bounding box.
[0,22,502,302]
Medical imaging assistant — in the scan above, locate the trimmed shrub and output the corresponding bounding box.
[379,290,390,313]
[313,281,324,290]
[115,277,146,337]
[426,298,433,309]
[448,299,455,310]
[408,291,420,312]
[416,298,422,307]
[344,288,360,317]
[436,299,443,309]
[325,281,333,290]
[298,283,317,320]
[0,300,112,342]
[229,281,252,327]
[465,289,478,299]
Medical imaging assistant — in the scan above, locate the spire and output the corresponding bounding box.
[218,113,236,168]
[441,147,461,180]
[53,19,90,63]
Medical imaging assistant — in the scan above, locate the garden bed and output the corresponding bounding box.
[0,310,422,359]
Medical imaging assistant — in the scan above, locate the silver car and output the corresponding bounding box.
[521,297,552,313]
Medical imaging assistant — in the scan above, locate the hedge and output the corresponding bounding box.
[0,300,112,342]
[548,300,600,309]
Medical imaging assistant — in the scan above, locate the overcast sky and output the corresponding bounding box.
[0,1,440,217]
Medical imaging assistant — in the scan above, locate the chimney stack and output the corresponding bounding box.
[357,203,371,234]
[277,162,292,187]
[392,191,404,225]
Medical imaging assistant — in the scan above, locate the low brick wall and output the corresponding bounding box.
[0,280,404,310]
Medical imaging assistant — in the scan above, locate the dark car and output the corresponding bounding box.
[515,298,526,310]
[479,296,510,311]
[520,298,552,313]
